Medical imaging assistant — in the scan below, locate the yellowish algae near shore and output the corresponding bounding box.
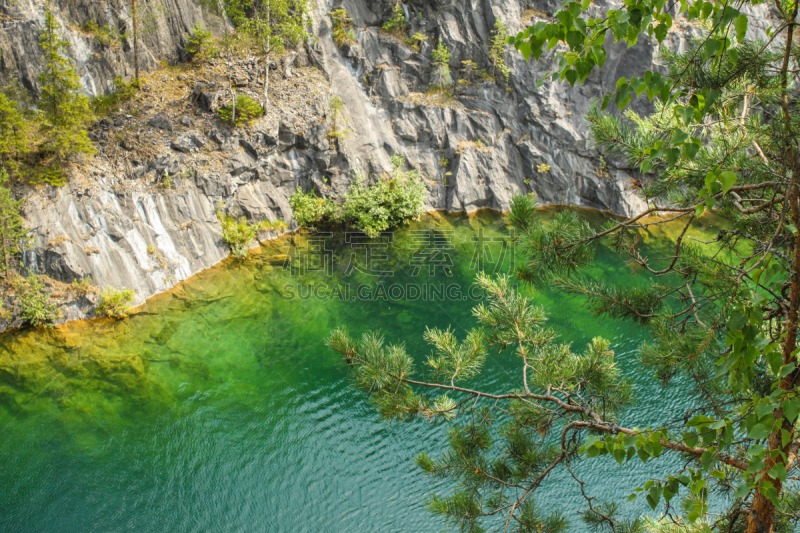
[0,208,725,426]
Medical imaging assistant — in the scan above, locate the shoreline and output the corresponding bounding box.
[8,203,721,336]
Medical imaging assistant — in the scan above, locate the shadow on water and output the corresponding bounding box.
[0,209,727,533]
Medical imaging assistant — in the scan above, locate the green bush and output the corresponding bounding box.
[406,32,427,52]
[488,21,510,82]
[431,41,452,88]
[13,275,59,327]
[186,24,217,61]
[218,94,265,126]
[217,206,286,259]
[82,20,120,47]
[289,155,427,237]
[96,287,136,318]
[90,76,139,116]
[289,188,340,227]
[382,4,408,36]
[331,8,356,47]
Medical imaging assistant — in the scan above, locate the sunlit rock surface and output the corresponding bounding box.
[1,0,664,325]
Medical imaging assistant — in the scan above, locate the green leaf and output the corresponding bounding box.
[732,483,751,499]
[746,444,765,457]
[769,463,787,482]
[734,14,748,42]
[664,147,681,165]
[682,141,700,160]
[718,170,736,193]
[671,129,689,144]
[517,41,532,60]
[756,400,777,419]
[783,397,800,423]
[676,106,694,125]
[637,447,649,463]
[650,440,663,457]
[654,22,668,42]
[566,30,584,49]
[613,446,626,464]
[728,311,748,330]
[591,45,607,68]
[749,424,769,440]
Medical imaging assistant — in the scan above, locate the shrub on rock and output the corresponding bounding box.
[96,287,136,319]
[218,95,265,127]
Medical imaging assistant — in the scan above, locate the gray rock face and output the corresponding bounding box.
[7,0,673,328]
[310,0,653,216]
[0,0,226,97]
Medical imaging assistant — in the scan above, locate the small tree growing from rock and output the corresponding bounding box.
[37,8,95,186]
[217,203,286,259]
[460,60,477,84]
[330,8,356,47]
[186,24,218,61]
[431,41,452,89]
[218,94,264,126]
[235,0,312,109]
[382,3,407,37]
[0,92,31,179]
[0,168,29,274]
[488,20,510,82]
[96,287,136,318]
[13,275,59,327]
[406,32,427,52]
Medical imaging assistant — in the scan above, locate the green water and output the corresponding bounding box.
[0,210,720,532]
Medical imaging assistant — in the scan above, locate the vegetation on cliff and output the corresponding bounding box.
[0,169,29,274]
[290,155,426,237]
[96,287,137,319]
[217,204,287,259]
[37,9,96,186]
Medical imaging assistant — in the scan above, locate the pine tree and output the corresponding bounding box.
[0,92,31,178]
[330,0,800,531]
[488,20,510,82]
[0,168,29,273]
[37,8,95,186]
[431,41,451,88]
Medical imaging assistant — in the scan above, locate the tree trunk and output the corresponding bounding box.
[746,7,798,532]
[132,0,140,80]
[1,222,8,273]
[262,0,271,110]
[263,52,270,110]
[231,81,236,125]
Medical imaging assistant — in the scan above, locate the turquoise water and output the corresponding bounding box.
[0,210,721,532]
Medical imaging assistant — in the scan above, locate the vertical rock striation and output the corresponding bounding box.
[0,0,668,325]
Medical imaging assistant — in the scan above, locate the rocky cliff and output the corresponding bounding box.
[0,0,657,328]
